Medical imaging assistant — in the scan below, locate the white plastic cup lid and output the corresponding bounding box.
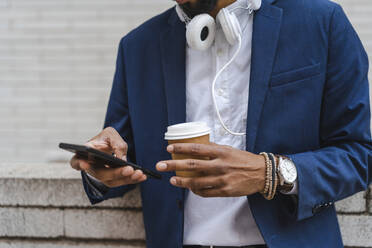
[164,122,211,140]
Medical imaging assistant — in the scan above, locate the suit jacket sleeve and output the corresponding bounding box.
[286,4,372,221]
[82,37,137,205]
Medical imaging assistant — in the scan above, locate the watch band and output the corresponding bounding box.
[277,181,294,193]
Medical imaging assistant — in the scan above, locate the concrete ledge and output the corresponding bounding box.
[369,186,372,214]
[0,240,145,248]
[336,191,367,213]
[338,215,372,247]
[0,163,141,208]
[0,163,371,247]
[0,163,145,247]
[0,208,145,240]
[0,208,63,238]
[64,209,145,240]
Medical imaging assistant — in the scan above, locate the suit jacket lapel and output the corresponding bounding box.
[160,10,187,126]
[246,0,283,152]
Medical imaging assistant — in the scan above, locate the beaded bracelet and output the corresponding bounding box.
[268,153,278,200]
[259,152,272,198]
[259,152,278,200]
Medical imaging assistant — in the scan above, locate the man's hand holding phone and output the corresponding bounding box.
[69,127,147,188]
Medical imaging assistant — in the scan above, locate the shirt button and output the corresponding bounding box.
[217,88,224,96]
[217,49,223,57]
[219,128,226,136]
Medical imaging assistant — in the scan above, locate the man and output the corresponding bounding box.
[70,0,372,247]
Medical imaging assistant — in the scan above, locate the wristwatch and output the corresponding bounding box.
[277,156,297,193]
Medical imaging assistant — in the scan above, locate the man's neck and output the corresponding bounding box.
[210,0,236,18]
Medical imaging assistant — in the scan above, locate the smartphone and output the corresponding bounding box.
[59,142,161,180]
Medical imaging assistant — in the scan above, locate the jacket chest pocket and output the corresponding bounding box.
[270,63,322,88]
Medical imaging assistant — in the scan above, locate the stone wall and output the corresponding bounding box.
[0,164,371,247]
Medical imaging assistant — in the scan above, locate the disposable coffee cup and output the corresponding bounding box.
[164,122,211,178]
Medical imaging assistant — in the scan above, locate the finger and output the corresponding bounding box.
[86,127,128,160]
[79,159,93,171]
[104,174,147,188]
[110,139,128,160]
[156,159,215,173]
[105,127,128,159]
[167,143,223,158]
[87,166,133,182]
[130,170,144,181]
[121,166,135,176]
[70,155,82,170]
[70,156,92,171]
[85,140,111,154]
[169,176,224,190]
[193,187,228,198]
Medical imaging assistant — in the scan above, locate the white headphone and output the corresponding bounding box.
[176,0,262,136]
[176,0,261,51]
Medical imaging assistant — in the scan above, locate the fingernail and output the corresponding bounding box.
[157,162,167,170]
[170,177,177,185]
[122,155,127,161]
[167,145,174,153]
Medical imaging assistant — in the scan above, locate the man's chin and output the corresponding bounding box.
[175,0,191,4]
[179,0,218,18]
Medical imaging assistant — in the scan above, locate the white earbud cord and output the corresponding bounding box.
[212,35,246,136]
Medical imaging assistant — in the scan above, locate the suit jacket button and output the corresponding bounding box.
[312,205,322,214]
[177,200,183,210]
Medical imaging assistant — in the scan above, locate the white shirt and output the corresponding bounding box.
[180,0,265,246]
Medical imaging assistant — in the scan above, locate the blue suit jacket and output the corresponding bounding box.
[82,0,372,247]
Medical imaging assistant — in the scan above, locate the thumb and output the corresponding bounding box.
[85,140,111,153]
[109,138,128,161]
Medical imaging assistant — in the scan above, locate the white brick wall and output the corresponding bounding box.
[0,0,173,162]
[0,0,371,163]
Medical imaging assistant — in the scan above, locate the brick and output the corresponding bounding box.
[0,163,142,208]
[64,209,145,240]
[338,215,372,247]
[0,208,63,237]
[336,191,367,213]
[0,240,145,248]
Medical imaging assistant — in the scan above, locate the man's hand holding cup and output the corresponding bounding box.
[157,122,266,198]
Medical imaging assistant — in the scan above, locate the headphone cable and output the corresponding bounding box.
[211,35,246,136]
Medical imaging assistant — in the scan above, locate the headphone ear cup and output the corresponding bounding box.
[217,8,241,46]
[186,14,216,51]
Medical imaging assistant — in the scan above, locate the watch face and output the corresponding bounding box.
[280,159,297,184]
